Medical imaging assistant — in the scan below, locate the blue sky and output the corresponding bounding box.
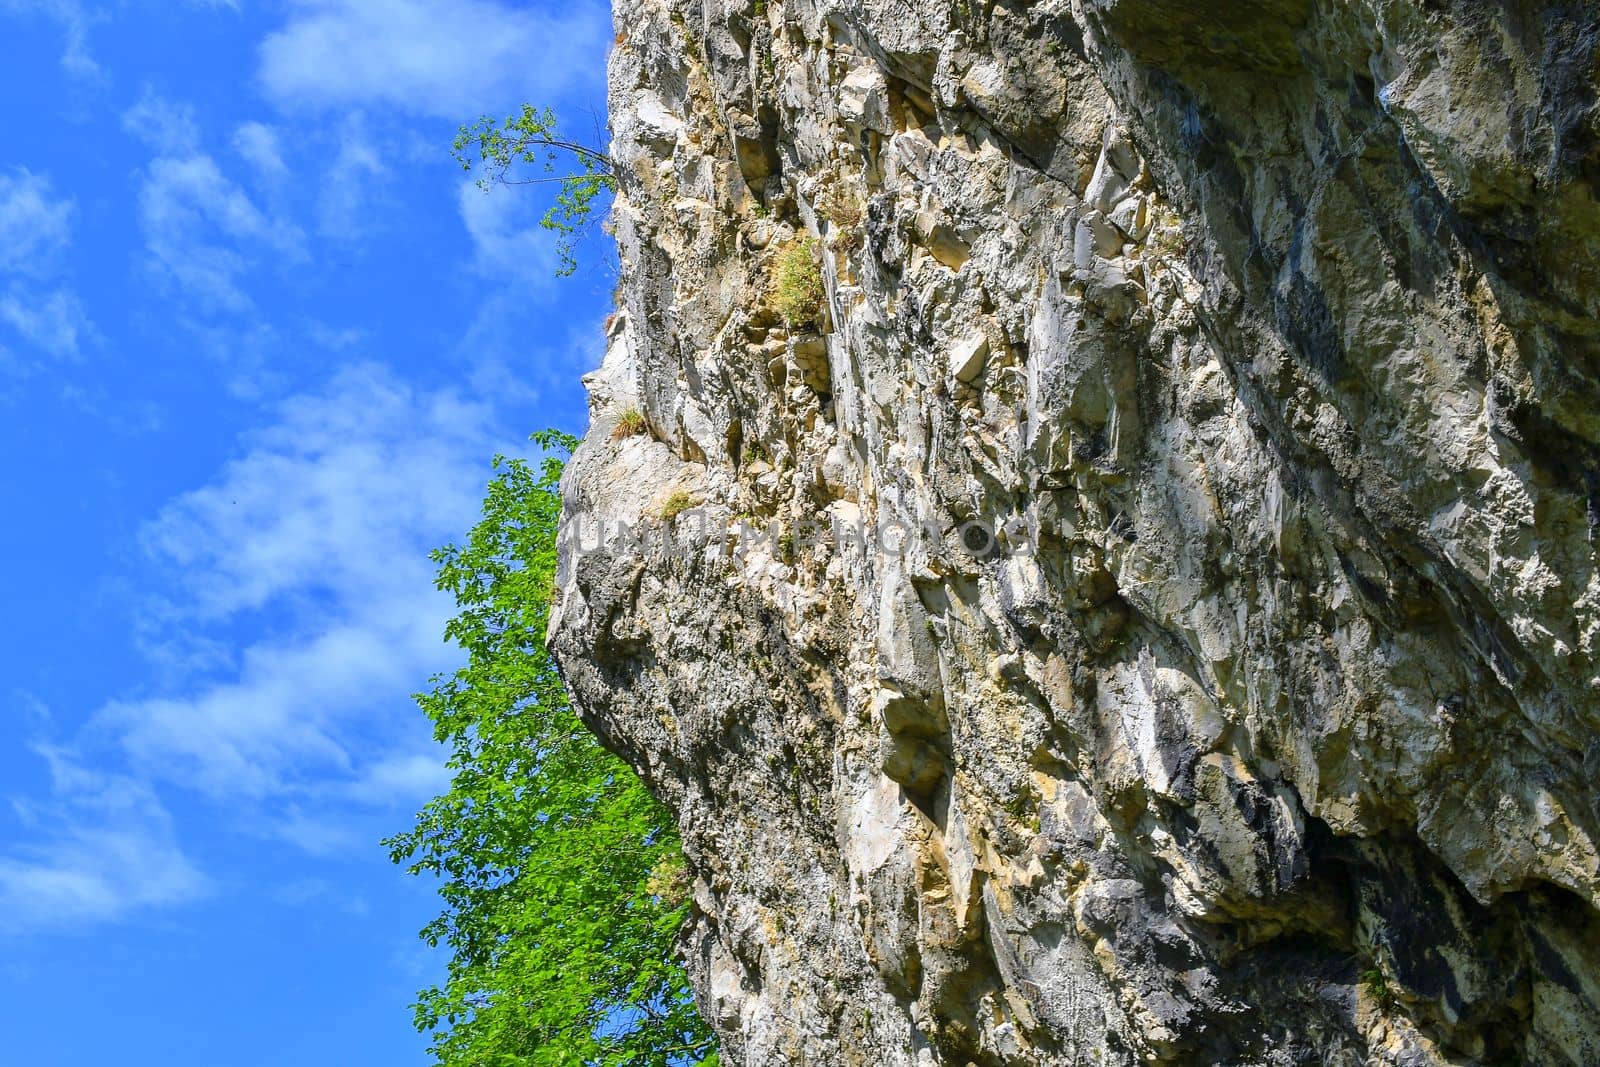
[0,2,614,1062]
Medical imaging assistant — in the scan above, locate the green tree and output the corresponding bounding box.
[455,105,617,276]
[387,431,717,1066]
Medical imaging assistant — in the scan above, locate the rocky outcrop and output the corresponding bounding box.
[549,1,1600,1063]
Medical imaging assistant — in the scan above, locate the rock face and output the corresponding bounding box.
[548,1,1600,1063]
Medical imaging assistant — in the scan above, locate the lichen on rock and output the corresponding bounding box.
[550,1,1600,1063]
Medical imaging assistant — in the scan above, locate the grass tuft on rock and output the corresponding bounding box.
[658,489,697,521]
[612,406,648,440]
[772,235,826,330]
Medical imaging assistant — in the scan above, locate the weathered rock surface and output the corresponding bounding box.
[549,1,1600,1062]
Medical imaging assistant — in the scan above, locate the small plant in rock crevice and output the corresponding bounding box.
[820,185,865,253]
[612,406,649,440]
[1362,966,1397,1009]
[771,235,826,330]
[658,489,697,521]
[645,850,691,907]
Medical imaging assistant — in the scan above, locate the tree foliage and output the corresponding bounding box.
[454,105,617,276]
[387,431,718,1066]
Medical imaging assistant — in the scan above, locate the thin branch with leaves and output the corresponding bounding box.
[454,105,618,276]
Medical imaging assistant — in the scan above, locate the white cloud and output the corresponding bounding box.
[123,90,305,315]
[258,0,609,117]
[0,750,207,933]
[458,179,559,284]
[0,287,88,358]
[341,751,451,806]
[232,121,289,183]
[0,0,98,77]
[135,152,305,313]
[11,691,52,724]
[304,321,365,351]
[0,169,74,276]
[0,363,518,934]
[122,87,201,155]
[142,363,494,619]
[319,116,388,239]
[98,364,505,807]
[453,178,615,381]
[266,804,369,856]
[1,0,242,77]
[103,616,430,798]
[0,169,92,363]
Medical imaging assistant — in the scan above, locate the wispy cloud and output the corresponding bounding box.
[0,0,240,78]
[318,115,388,239]
[135,154,305,312]
[258,0,610,117]
[0,750,207,933]
[3,363,512,934]
[232,121,289,184]
[122,87,202,155]
[453,179,612,395]
[271,876,370,916]
[340,751,450,807]
[126,91,305,314]
[0,0,99,77]
[0,287,88,358]
[457,179,561,285]
[0,169,73,275]
[0,168,93,363]
[102,362,506,813]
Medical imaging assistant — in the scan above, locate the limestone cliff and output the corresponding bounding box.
[548,1,1600,1062]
